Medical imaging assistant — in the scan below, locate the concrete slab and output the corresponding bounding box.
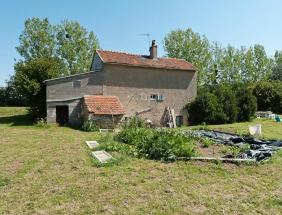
[85,141,99,149]
[91,150,114,163]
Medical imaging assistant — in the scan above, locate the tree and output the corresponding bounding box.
[253,80,282,113]
[253,44,272,82]
[13,58,60,117]
[269,50,282,80]
[16,18,56,62]
[55,20,100,75]
[163,28,274,87]
[15,17,100,76]
[10,17,100,116]
[0,80,25,107]
[163,28,212,86]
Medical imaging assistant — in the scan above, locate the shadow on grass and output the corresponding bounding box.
[0,114,34,126]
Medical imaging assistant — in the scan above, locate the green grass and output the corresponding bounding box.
[179,117,282,139]
[1,107,282,214]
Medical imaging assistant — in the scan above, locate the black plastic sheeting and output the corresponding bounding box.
[184,130,282,162]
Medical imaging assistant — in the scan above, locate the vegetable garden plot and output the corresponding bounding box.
[184,130,282,162]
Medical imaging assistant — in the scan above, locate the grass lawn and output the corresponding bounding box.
[1,107,282,214]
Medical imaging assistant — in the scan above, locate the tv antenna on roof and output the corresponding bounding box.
[139,33,150,49]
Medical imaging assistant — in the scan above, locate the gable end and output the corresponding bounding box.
[90,51,103,71]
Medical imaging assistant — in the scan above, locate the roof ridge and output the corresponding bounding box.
[97,49,143,56]
[98,49,188,61]
[84,95,117,98]
[158,56,186,60]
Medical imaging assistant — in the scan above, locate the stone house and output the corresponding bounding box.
[44,41,197,128]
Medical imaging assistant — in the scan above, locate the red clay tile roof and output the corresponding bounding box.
[84,95,125,115]
[96,50,197,71]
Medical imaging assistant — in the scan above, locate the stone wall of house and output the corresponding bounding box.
[103,64,197,126]
[45,63,197,127]
[46,71,104,102]
[88,114,123,129]
[46,71,104,126]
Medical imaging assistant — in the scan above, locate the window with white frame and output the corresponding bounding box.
[150,94,157,100]
[73,80,81,88]
[140,93,148,101]
[158,94,165,101]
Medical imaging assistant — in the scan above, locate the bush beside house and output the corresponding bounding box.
[186,83,257,125]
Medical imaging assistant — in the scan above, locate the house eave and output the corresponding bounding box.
[43,71,96,83]
[103,62,197,71]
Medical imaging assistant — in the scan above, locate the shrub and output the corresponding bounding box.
[214,85,238,124]
[187,83,256,125]
[253,80,282,113]
[236,86,257,122]
[122,116,146,129]
[82,120,100,132]
[115,128,199,161]
[186,92,224,125]
[34,117,51,128]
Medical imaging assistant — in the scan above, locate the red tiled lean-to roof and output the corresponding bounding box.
[96,50,197,71]
[83,95,125,115]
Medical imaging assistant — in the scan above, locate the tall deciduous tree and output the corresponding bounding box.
[16,18,56,61]
[163,28,211,85]
[163,28,274,86]
[270,50,282,80]
[15,17,100,76]
[11,17,100,116]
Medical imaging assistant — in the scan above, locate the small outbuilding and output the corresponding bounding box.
[83,95,125,128]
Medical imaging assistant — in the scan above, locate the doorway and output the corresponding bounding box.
[176,116,183,127]
[56,106,69,126]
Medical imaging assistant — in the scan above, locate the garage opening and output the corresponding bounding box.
[56,106,69,126]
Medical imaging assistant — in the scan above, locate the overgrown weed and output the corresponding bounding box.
[33,117,51,128]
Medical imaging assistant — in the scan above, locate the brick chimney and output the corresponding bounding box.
[150,40,157,60]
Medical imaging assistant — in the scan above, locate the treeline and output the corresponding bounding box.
[4,23,282,122]
[0,84,25,107]
[163,28,282,86]
[163,28,282,125]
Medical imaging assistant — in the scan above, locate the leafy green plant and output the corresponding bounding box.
[115,128,199,161]
[186,83,257,125]
[122,116,146,129]
[82,120,100,132]
[96,133,127,152]
[193,122,211,131]
[213,158,222,166]
[220,147,228,154]
[221,144,250,157]
[34,117,51,128]
[202,139,213,148]
[186,92,224,125]
[236,85,257,122]
[253,80,282,114]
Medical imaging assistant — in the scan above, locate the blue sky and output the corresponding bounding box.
[1,0,282,87]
